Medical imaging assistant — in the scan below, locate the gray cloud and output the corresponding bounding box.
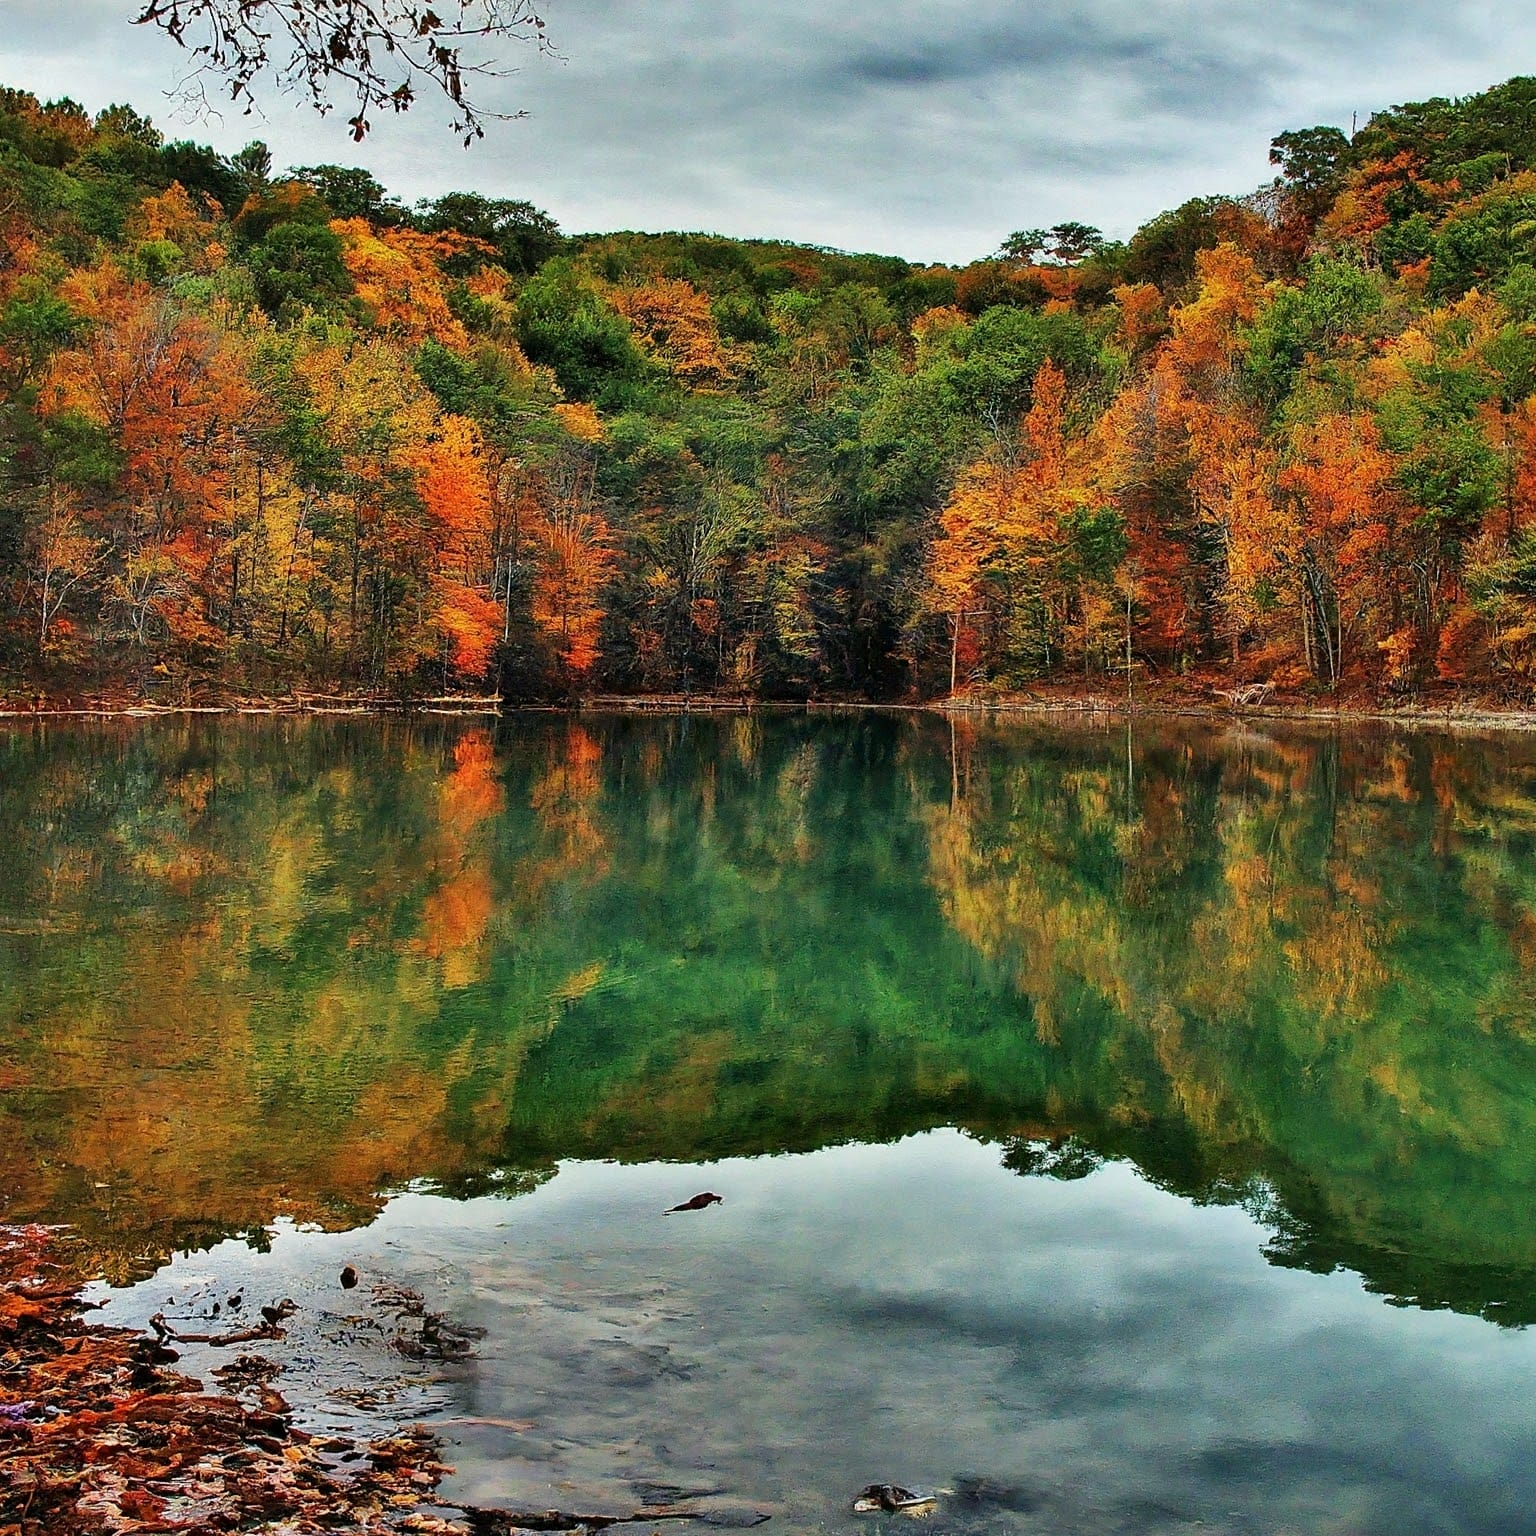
[0,0,1532,261]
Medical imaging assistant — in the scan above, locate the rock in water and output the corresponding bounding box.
[852,1485,939,1517]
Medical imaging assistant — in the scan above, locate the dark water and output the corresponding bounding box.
[3,711,1536,1532]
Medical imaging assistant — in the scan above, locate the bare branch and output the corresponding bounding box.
[133,0,553,143]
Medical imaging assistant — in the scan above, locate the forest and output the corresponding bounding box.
[8,77,1536,702]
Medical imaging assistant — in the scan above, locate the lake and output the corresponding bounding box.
[3,711,1535,1533]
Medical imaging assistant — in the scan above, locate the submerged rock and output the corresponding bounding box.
[852,1484,940,1517]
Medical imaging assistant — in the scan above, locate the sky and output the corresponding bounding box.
[1,0,1534,264]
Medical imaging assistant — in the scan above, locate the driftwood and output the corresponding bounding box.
[148,1311,285,1347]
[149,1295,296,1348]
[1215,682,1275,709]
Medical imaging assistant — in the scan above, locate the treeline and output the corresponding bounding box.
[9,79,1536,699]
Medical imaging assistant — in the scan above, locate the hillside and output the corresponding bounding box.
[7,78,1536,702]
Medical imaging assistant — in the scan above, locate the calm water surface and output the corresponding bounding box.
[3,712,1536,1533]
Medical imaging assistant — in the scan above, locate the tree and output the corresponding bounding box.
[416,192,562,273]
[247,219,353,314]
[998,223,1104,266]
[1279,413,1395,684]
[530,493,614,685]
[1123,197,1267,291]
[332,218,476,343]
[928,460,1002,692]
[27,487,102,655]
[1269,126,1352,197]
[515,260,655,407]
[609,278,738,387]
[43,266,255,655]
[1269,125,1355,263]
[133,0,552,142]
[228,138,272,194]
[924,359,1086,686]
[291,163,407,223]
[415,413,500,679]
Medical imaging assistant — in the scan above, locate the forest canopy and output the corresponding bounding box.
[9,75,1536,702]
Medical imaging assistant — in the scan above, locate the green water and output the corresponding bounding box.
[5,712,1536,1531]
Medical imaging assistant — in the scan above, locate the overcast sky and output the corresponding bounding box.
[0,1,1532,263]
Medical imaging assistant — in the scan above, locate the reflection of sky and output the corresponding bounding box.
[100,1130,1536,1534]
[3,1,1536,259]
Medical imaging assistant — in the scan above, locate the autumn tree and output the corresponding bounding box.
[609,278,738,388]
[1113,243,1275,666]
[415,412,500,680]
[530,497,614,686]
[923,359,1096,686]
[332,217,477,344]
[26,486,101,655]
[1278,414,1396,683]
[43,264,255,656]
[928,459,1005,692]
[521,423,615,689]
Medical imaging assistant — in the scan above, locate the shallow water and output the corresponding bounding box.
[5,711,1536,1532]
[92,1133,1536,1535]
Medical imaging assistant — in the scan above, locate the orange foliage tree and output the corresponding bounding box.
[609,278,737,387]
[332,219,480,346]
[44,264,255,654]
[415,413,500,680]
[1278,413,1397,683]
[925,359,1094,686]
[522,437,616,685]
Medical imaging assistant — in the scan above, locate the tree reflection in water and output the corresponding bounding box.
[3,711,1536,1323]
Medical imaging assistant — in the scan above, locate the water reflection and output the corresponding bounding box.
[3,712,1536,1326]
[94,1135,1536,1536]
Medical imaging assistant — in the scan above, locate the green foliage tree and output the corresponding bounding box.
[417,192,563,274]
[291,163,406,223]
[515,260,656,408]
[1244,257,1384,406]
[1270,126,1352,196]
[248,220,354,315]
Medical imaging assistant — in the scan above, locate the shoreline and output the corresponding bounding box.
[927,693,1536,734]
[4,686,1536,734]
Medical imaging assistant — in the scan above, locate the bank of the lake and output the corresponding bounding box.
[9,678,1536,734]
